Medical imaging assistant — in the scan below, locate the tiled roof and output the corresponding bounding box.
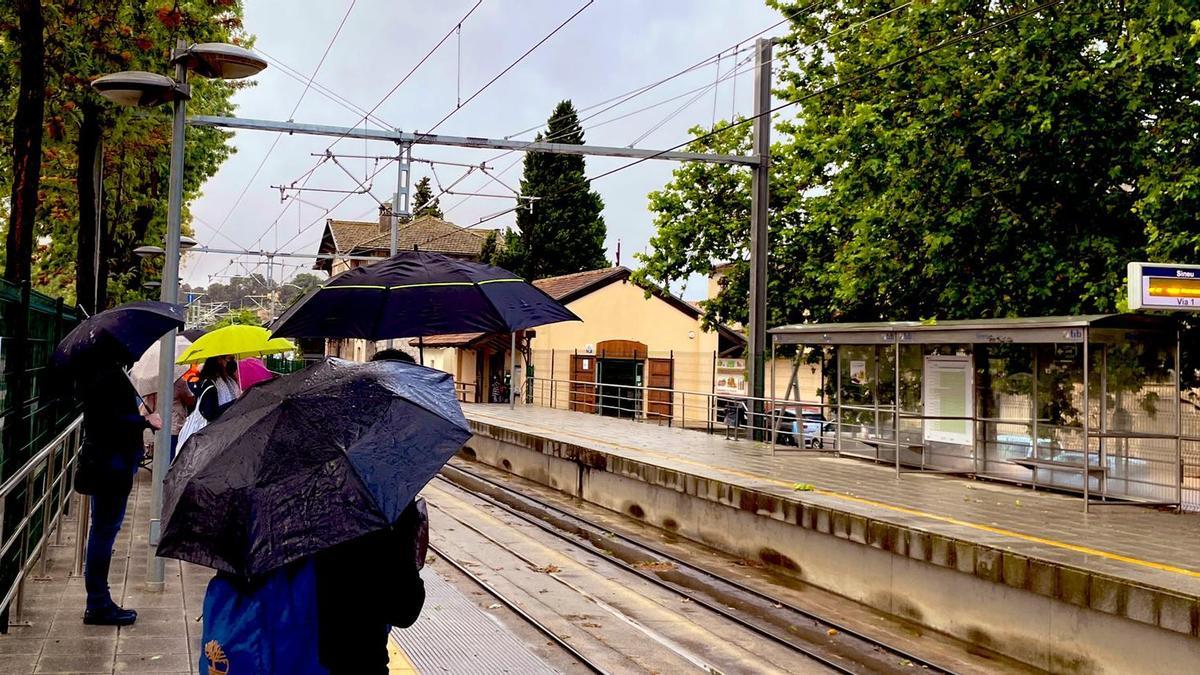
[353,215,488,257]
[325,219,383,253]
[408,332,490,348]
[532,267,628,301]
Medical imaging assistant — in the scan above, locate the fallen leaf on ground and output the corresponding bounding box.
[534,564,562,573]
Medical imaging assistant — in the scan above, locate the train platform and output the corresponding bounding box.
[0,471,443,675]
[462,403,1200,672]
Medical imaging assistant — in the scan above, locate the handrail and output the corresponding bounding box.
[0,413,85,627]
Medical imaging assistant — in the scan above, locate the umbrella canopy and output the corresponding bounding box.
[181,328,208,341]
[157,357,470,577]
[176,325,295,364]
[129,335,193,396]
[237,358,275,390]
[52,301,185,373]
[270,250,579,340]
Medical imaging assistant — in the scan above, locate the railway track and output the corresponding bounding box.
[433,462,957,674]
[427,541,610,674]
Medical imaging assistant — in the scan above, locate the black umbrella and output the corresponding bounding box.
[157,357,471,577]
[270,250,579,339]
[181,327,207,341]
[52,300,185,373]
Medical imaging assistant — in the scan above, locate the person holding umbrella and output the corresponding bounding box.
[52,300,185,625]
[159,357,469,673]
[130,335,195,463]
[174,325,295,448]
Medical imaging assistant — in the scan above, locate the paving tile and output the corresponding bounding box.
[0,637,44,655]
[38,635,115,657]
[34,652,114,674]
[0,653,40,674]
[114,652,192,672]
[116,636,188,656]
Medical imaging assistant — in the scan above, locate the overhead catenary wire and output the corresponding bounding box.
[413,0,596,142]
[204,0,359,246]
[424,0,1064,250]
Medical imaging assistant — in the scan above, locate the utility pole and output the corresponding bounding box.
[746,37,772,438]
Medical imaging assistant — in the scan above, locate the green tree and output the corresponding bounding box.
[411,176,442,219]
[639,1,1200,331]
[279,272,323,306]
[0,0,250,310]
[504,100,607,279]
[209,307,260,329]
[479,229,499,265]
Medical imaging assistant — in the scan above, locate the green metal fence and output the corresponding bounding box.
[0,279,81,627]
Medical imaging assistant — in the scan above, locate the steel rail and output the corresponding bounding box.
[439,463,957,674]
[426,542,609,675]
[437,473,871,674]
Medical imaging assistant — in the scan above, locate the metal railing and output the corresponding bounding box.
[0,413,84,627]
[521,374,1194,511]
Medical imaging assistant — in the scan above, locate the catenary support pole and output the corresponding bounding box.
[745,37,772,439]
[148,39,188,591]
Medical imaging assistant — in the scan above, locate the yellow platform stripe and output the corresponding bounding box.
[388,636,418,674]
[469,410,1200,579]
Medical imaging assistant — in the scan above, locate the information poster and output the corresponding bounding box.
[922,355,974,446]
[849,359,867,385]
[715,358,747,396]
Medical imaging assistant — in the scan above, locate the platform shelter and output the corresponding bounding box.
[769,314,1185,511]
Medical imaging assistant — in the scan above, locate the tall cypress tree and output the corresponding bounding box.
[411,176,442,219]
[502,100,607,279]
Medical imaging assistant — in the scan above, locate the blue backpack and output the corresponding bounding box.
[199,560,328,675]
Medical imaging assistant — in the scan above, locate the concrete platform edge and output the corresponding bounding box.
[465,419,1200,643]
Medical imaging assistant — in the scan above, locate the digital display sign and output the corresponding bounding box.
[1128,262,1200,310]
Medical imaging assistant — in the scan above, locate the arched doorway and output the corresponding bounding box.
[595,340,646,419]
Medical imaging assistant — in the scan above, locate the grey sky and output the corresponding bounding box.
[184,0,785,299]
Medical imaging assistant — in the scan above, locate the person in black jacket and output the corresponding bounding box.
[77,365,161,626]
[313,348,427,674]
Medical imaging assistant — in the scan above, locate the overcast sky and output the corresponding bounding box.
[183,0,786,299]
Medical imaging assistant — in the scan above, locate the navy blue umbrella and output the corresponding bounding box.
[157,357,470,577]
[270,250,579,340]
[52,300,185,373]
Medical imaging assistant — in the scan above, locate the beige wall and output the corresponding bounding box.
[531,278,720,356]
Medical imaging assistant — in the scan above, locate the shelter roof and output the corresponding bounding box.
[770,314,1178,345]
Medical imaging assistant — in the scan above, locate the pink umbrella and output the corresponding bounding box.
[238,358,275,391]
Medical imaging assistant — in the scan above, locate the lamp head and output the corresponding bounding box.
[91,71,188,107]
[175,43,267,79]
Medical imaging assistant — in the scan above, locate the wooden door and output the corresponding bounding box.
[646,357,674,424]
[570,355,597,413]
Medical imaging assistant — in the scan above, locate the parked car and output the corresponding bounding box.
[775,409,834,448]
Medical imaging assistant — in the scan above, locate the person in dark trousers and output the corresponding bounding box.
[77,365,161,625]
[313,347,426,674]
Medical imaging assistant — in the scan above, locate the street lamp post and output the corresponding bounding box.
[92,40,265,591]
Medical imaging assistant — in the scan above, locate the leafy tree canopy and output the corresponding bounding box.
[637,1,1200,335]
[0,0,251,308]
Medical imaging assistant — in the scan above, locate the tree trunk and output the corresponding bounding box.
[75,103,103,313]
[4,0,46,284]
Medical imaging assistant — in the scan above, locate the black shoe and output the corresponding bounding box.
[83,604,137,626]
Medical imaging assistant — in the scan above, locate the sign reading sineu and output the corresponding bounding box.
[1128,262,1200,310]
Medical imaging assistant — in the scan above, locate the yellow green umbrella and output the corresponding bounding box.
[175,325,295,364]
